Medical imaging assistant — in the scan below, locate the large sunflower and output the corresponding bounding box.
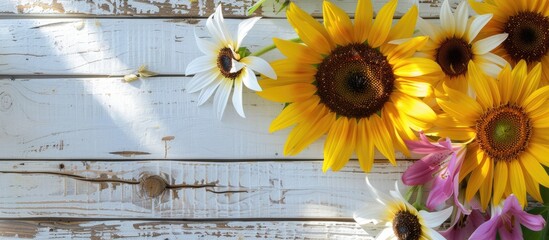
[418,0,508,94]
[470,0,549,84]
[435,60,549,209]
[258,0,441,172]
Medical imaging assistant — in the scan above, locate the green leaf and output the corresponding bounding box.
[246,0,267,16]
[237,47,252,58]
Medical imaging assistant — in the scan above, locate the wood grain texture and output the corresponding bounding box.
[0,77,416,159]
[0,0,459,18]
[0,160,411,219]
[0,18,441,76]
[0,220,377,239]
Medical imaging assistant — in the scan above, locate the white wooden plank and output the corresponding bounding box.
[0,160,411,218]
[0,220,377,239]
[0,0,458,18]
[0,77,415,159]
[0,18,442,76]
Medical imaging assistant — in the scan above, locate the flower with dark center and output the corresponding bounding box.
[436,60,549,208]
[470,0,549,83]
[258,0,440,173]
[185,5,276,119]
[354,179,453,240]
[419,0,508,94]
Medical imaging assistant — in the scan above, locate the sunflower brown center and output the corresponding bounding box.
[315,44,394,118]
[436,37,473,77]
[392,211,422,240]
[504,11,549,63]
[217,47,242,79]
[476,104,532,162]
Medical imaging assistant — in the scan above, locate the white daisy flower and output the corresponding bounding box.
[353,178,453,240]
[417,0,508,94]
[185,5,277,119]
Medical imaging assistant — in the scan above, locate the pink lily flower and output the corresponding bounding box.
[402,132,467,211]
[441,209,488,240]
[469,195,546,240]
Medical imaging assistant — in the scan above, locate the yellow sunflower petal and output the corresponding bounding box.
[468,0,498,14]
[269,96,321,132]
[287,3,334,55]
[257,83,316,103]
[273,38,323,64]
[354,0,373,43]
[356,118,375,172]
[426,127,476,141]
[524,86,549,113]
[394,79,432,97]
[323,117,356,172]
[460,147,482,181]
[509,160,527,206]
[492,161,508,206]
[393,58,442,77]
[518,62,542,103]
[387,36,429,62]
[369,114,396,165]
[527,143,549,167]
[383,102,416,141]
[323,1,354,45]
[269,59,316,82]
[368,0,397,48]
[382,105,410,157]
[479,158,494,210]
[509,60,529,104]
[521,151,549,188]
[387,4,418,41]
[524,169,544,202]
[465,151,488,202]
[391,92,437,124]
[497,64,513,105]
[467,61,494,109]
[284,106,335,156]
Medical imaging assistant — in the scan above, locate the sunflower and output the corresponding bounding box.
[435,60,549,209]
[470,0,549,84]
[418,0,508,94]
[354,178,453,240]
[258,0,440,172]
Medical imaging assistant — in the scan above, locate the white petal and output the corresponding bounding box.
[232,78,245,118]
[366,177,393,206]
[417,18,438,42]
[242,68,262,91]
[467,14,493,43]
[477,61,502,77]
[206,11,224,44]
[472,33,508,55]
[454,0,468,38]
[483,52,509,67]
[197,79,222,105]
[185,55,216,75]
[213,5,232,46]
[236,17,261,49]
[353,204,386,225]
[231,59,246,73]
[440,0,455,35]
[242,56,277,79]
[419,207,453,228]
[186,70,220,93]
[424,227,446,240]
[375,227,396,240]
[213,80,233,119]
[194,29,218,54]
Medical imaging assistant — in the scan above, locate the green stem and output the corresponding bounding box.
[405,185,418,202]
[413,185,424,210]
[251,37,302,57]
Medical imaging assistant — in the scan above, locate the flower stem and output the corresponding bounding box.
[251,37,302,57]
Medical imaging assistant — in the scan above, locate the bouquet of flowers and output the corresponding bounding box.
[187,0,549,238]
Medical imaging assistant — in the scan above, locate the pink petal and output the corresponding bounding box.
[498,218,522,240]
[426,175,453,209]
[402,153,447,185]
[469,217,500,240]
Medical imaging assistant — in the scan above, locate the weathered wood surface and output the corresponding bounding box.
[0,160,410,219]
[0,220,376,239]
[0,0,458,18]
[0,77,414,159]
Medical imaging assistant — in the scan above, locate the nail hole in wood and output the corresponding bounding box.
[140,175,167,198]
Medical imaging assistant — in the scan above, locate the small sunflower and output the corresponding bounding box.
[435,60,549,209]
[470,0,549,84]
[186,5,276,119]
[258,0,440,172]
[418,0,508,93]
[354,178,453,240]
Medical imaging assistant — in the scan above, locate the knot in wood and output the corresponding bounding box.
[139,175,167,198]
